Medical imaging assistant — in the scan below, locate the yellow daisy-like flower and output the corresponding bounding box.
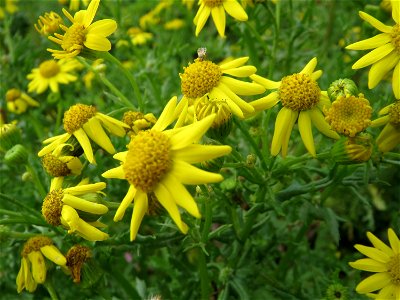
[102,97,232,241]
[38,103,128,164]
[194,0,248,37]
[325,93,372,137]
[48,0,117,59]
[27,59,81,94]
[41,143,83,177]
[42,177,109,241]
[250,57,340,157]
[122,110,157,136]
[16,236,66,293]
[34,11,63,36]
[349,228,400,299]
[345,0,400,99]
[127,27,153,46]
[5,88,39,114]
[371,100,400,152]
[180,54,264,118]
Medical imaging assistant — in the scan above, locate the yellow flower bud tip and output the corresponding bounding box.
[66,245,91,283]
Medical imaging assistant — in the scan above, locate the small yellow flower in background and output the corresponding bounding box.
[68,0,89,11]
[371,100,400,152]
[349,228,400,299]
[41,143,83,177]
[0,0,18,20]
[5,88,39,114]
[346,0,400,99]
[325,94,372,137]
[65,245,91,283]
[122,110,157,136]
[182,0,195,10]
[139,0,172,30]
[102,97,232,241]
[164,18,186,30]
[250,57,340,157]
[194,0,248,37]
[38,103,129,164]
[35,11,63,36]
[180,50,264,119]
[16,236,66,293]
[42,177,109,241]
[381,0,393,14]
[27,59,81,94]
[127,27,153,46]
[82,58,106,89]
[48,0,117,59]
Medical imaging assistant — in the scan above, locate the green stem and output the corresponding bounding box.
[44,280,59,300]
[26,163,47,198]
[198,249,211,300]
[99,52,144,111]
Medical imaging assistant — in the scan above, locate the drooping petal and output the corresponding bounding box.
[210,86,244,118]
[309,107,340,139]
[359,11,393,33]
[281,110,298,158]
[82,117,115,154]
[73,128,94,163]
[130,190,148,241]
[223,66,256,77]
[352,43,394,69]
[195,6,211,36]
[223,0,248,21]
[170,160,224,184]
[64,182,106,195]
[173,144,231,163]
[96,113,128,137]
[219,57,249,70]
[86,19,117,36]
[62,194,108,214]
[349,258,388,272]
[114,185,136,222]
[368,51,399,89]
[215,83,255,113]
[300,57,318,75]
[220,76,265,95]
[271,107,292,156]
[101,165,126,179]
[211,6,226,37]
[16,258,25,293]
[393,62,400,99]
[40,245,67,266]
[27,251,46,284]
[346,33,392,50]
[356,272,392,293]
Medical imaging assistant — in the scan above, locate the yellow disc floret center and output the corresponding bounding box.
[42,154,71,177]
[203,0,224,7]
[325,94,372,137]
[279,73,321,111]
[63,104,97,133]
[391,24,400,53]
[181,58,222,99]
[42,189,64,226]
[123,130,171,193]
[388,101,400,127]
[387,253,400,285]
[62,23,86,51]
[21,236,53,256]
[39,60,60,78]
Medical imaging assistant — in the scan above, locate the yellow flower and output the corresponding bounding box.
[102,97,232,241]
[371,100,400,152]
[0,0,18,20]
[41,143,83,177]
[164,18,186,30]
[194,0,248,37]
[48,0,117,59]
[349,228,400,299]
[16,236,66,293]
[330,133,373,164]
[325,93,372,137]
[27,59,81,94]
[122,110,157,136]
[180,53,264,118]
[38,103,128,164]
[42,177,109,241]
[34,11,63,36]
[5,88,39,114]
[250,57,340,157]
[127,27,153,46]
[346,0,400,99]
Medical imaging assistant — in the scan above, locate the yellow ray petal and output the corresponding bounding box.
[309,107,340,139]
[220,76,265,95]
[211,5,226,37]
[219,57,249,70]
[50,177,64,191]
[352,43,394,69]
[83,117,115,154]
[195,6,211,36]
[356,272,392,293]
[162,174,201,218]
[23,256,37,292]
[75,218,109,241]
[215,83,254,113]
[154,183,188,234]
[27,251,46,284]
[64,182,106,195]
[83,0,99,28]
[300,57,318,75]
[173,144,231,163]
[62,194,108,214]
[223,66,256,77]
[39,133,70,156]
[250,74,281,89]
[393,0,400,23]
[370,115,390,127]
[114,185,136,222]
[281,110,298,158]
[87,19,117,36]
[102,165,126,179]
[346,33,391,50]
[73,128,95,164]
[130,190,148,241]
[222,0,248,21]
[378,130,400,152]
[96,113,128,137]
[170,160,223,184]
[393,62,400,99]
[349,258,388,272]
[354,244,391,263]
[194,3,205,24]
[368,51,399,89]
[84,35,111,51]
[271,107,292,156]
[153,96,178,131]
[359,11,393,33]
[113,151,128,161]
[311,70,323,81]
[16,258,25,293]
[388,228,400,253]
[40,245,66,266]
[249,92,279,112]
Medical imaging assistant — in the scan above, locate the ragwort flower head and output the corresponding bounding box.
[16,236,66,293]
[102,97,232,241]
[42,177,109,241]
[65,244,91,283]
[250,57,340,157]
[41,143,83,177]
[371,100,400,152]
[346,0,400,99]
[38,103,129,164]
[27,59,81,94]
[194,0,248,37]
[349,228,400,299]
[180,53,265,119]
[48,0,117,59]
[5,88,39,114]
[35,11,63,36]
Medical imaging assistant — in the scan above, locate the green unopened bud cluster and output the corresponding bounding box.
[5,144,29,166]
[327,79,358,101]
[0,123,22,151]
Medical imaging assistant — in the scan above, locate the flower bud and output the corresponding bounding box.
[330,133,373,164]
[5,144,29,166]
[327,79,358,101]
[0,123,22,151]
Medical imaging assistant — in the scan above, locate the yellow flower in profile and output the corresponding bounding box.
[102,97,232,241]
[194,0,248,37]
[371,100,400,152]
[48,0,117,59]
[42,177,109,241]
[38,103,128,164]
[127,27,153,46]
[346,0,400,99]
[27,59,81,94]
[325,93,372,137]
[41,143,83,177]
[180,52,264,118]
[5,88,39,114]
[34,11,63,36]
[16,236,66,293]
[349,228,400,299]
[250,58,340,157]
